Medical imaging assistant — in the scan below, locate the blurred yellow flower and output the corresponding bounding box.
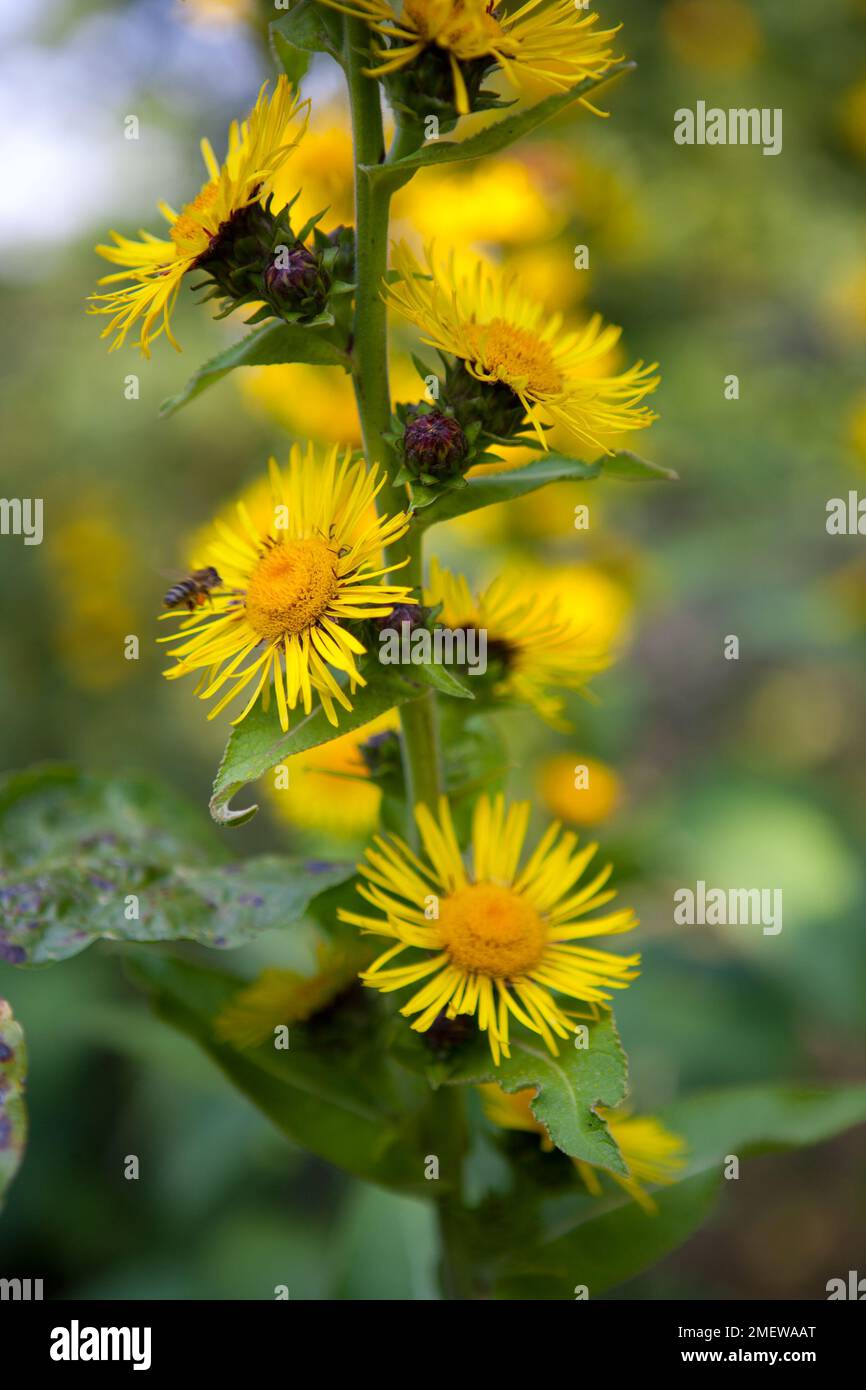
[426,556,610,727]
[837,78,866,160]
[214,945,368,1048]
[529,563,633,650]
[663,0,761,73]
[47,508,139,692]
[480,1084,686,1213]
[239,354,419,447]
[265,711,398,837]
[538,753,622,826]
[269,106,356,230]
[395,157,559,247]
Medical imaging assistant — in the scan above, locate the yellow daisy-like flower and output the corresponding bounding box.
[339,792,640,1065]
[160,444,413,731]
[480,1084,687,1213]
[324,0,623,117]
[384,242,660,453]
[425,556,609,727]
[89,77,308,355]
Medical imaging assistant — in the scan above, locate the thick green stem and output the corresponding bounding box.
[344,18,442,824]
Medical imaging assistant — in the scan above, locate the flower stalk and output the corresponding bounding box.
[344,16,442,827]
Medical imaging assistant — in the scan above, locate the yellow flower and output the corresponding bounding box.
[425,556,610,727]
[89,77,308,355]
[266,711,398,837]
[339,792,640,1065]
[214,945,368,1048]
[160,444,412,731]
[538,754,622,826]
[384,242,659,453]
[480,1084,687,1213]
[324,0,623,117]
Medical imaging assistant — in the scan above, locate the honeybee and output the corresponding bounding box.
[163,567,223,612]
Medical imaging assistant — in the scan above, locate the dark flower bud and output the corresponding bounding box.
[376,602,426,634]
[265,245,319,301]
[403,409,468,478]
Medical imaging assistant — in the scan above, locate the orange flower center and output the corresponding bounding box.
[406,0,503,57]
[463,318,564,395]
[438,881,547,978]
[245,538,338,641]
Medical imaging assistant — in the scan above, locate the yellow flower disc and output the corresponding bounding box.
[439,882,547,978]
[245,538,338,641]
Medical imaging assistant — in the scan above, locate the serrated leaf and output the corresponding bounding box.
[445,1014,629,1174]
[160,321,350,417]
[127,952,432,1194]
[0,999,27,1211]
[210,670,427,827]
[0,764,352,965]
[364,63,635,184]
[602,450,679,482]
[270,1,344,64]
[414,453,603,531]
[493,1082,866,1298]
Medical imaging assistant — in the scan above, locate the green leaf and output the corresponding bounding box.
[414,452,603,531]
[406,659,475,701]
[270,1,344,65]
[445,1013,629,1174]
[364,63,635,184]
[602,450,679,482]
[160,321,350,417]
[0,999,27,1211]
[127,952,432,1194]
[493,1082,866,1298]
[210,670,426,827]
[269,27,311,86]
[0,764,352,965]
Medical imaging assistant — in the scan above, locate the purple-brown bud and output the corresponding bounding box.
[403,410,468,478]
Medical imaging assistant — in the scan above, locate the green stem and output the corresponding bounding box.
[344,18,442,825]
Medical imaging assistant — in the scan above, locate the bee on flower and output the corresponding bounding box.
[159,444,413,731]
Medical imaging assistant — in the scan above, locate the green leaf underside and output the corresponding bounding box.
[0,764,352,966]
[413,450,675,531]
[493,1083,866,1298]
[270,2,344,65]
[363,63,636,181]
[210,669,429,827]
[602,450,679,482]
[160,321,349,418]
[414,453,603,530]
[445,1014,629,1175]
[127,952,430,1194]
[0,999,27,1210]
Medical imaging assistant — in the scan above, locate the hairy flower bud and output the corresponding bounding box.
[265,245,319,301]
[403,409,469,479]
